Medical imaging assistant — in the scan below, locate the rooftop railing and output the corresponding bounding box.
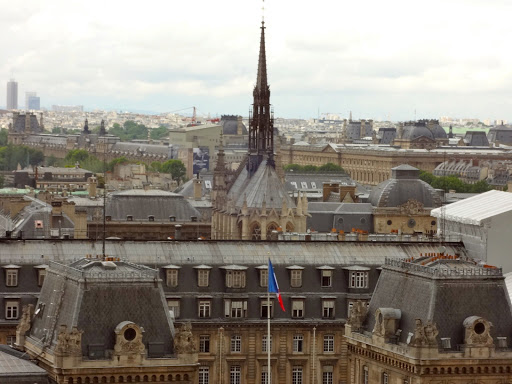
[385,258,502,277]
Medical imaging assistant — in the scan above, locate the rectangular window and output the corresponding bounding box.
[260,269,268,287]
[198,300,211,318]
[167,300,180,319]
[225,300,247,318]
[350,271,368,288]
[231,335,242,353]
[38,269,47,287]
[322,300,335,318]
[292,366,303,384]
[293,334,303,352]
[226,271,246,288]
[5,301,19,319]
[199,335,210,353]
[6,270,18,287]
[166,269,178,287]
[363,366,369,384]
[230,366,241,384]
[198,269,210,287]
[321,270,332,287]
[6,335,16,345]
[323,334,334,353]
[261,365,270,384]
[292,300,304,318]
[199,366,209,384]
[261,300,273,318]
[382,373,388,384]
[322,366,333,384]
[290,270,302,288]
[262,335,272,353]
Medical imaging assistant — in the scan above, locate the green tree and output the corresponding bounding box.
[150,161,162,172]
[303,165,318,172]
[284,164,303,172]
[0,129,8,146]
[109,156,129,170]
[65,149,90,164]
[150,126,169,140]
[46,155,58,167]
[52,127,62,134]
[161,159,187,182]
[318,162,345,172]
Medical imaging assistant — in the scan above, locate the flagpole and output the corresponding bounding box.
[267,288,271,384]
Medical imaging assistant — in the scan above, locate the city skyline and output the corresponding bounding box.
[1,0,511,120]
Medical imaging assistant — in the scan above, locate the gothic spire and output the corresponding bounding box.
[255,21,268,95]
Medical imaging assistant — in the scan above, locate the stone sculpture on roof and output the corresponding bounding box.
[409,319,439,347]
[174,323,197,354]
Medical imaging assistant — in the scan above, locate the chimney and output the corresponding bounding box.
[323,182,339,202]
[237,116,243,135]
[25,113,31,133]
[174,224,182,240]
[193,174,202,200]
[87,176,97,198]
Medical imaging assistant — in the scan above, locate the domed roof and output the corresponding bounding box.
[369,165,442,208]
[401,125,434,140]
[430,123,447,139]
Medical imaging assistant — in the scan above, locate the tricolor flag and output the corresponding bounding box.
[268,259,285,312]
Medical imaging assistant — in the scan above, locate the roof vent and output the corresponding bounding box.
[191,216,198,222]
[441,337,451,349]
[169,216,176,222]
[101,261,117,270]
[497,337,507,348]
[127,215,133,221]
[148,215,155,222]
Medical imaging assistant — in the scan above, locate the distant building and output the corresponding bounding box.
[51,105,84,112]
[25,91,36,109]
[6,79,18,110]
[14,165,93,190]
[488,122,512,145]
[27,94,40,110]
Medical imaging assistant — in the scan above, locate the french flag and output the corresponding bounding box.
[268,259,285,312]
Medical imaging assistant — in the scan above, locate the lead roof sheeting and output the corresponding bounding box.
[431,190,512,225]
[0,350,47,375]
[0,240,467,266]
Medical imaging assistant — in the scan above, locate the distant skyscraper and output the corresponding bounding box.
[25,91,36,109]
[27,93,40,110]
[6,79,18,110]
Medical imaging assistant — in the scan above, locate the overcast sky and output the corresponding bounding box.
[1,0,511,121]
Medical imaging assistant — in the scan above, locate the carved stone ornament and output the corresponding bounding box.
[16,304,34,334]
[56,325,83,356]
[174,322,197,354]
[410,319,439,347]
[114,322,145,356]
[464,316,494,346]
[347,301,367,331]
[398,199,424,215]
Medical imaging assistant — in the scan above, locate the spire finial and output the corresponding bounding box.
[262,0,265,22]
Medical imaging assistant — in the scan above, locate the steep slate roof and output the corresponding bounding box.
[365,258,512,346]
[29,259,174,358]
[228,159,294,209]
[0,348,48,378]
[431,189,512,225]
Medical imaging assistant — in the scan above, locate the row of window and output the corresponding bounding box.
[165,267,369,289]
[362,366,409,384]
[199,365,334,384]
[167,298,359,319]
[0,266,47,287]
[198,333,335,354]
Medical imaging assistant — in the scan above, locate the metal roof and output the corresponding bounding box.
[431,190,512,225]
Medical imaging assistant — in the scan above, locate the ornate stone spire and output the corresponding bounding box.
[248,20,274,176]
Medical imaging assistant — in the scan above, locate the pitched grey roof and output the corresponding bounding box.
[365,258,512,347]
[28,259,174,358]
[107,190,201,221]
[0,348,48,377]
[228,159,295,209]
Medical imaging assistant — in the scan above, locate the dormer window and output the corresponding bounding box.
[222,265,247,288]
[34,265,48,287]
[3,265,21,287]
[344,266,370,289]
[256,265,268,287]
[194,265,212,287]
[317,266,335,287]
[163,265,181,287]
[287,266,304,288]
